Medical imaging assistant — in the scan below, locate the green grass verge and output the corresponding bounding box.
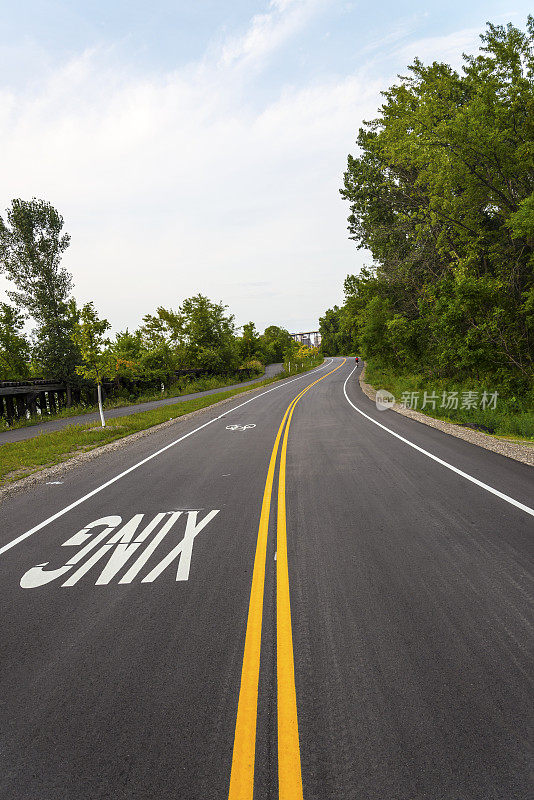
[363,362,534,441]
[0,359,324,487]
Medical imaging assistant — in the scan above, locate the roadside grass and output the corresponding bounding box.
[0,359,324,487]
[364,362,534,440]
[0,370,268,433]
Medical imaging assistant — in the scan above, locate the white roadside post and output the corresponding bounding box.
[97,383,106,428]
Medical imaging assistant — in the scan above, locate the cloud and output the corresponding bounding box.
[218,0,322,68]
[394,27,482,70]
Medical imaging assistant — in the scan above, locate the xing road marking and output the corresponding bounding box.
[228,359,346,800]
[343,366,534,518]
[19,510,219,588]
[0,360,332,558]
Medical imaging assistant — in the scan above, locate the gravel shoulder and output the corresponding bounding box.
[359,364,533,467]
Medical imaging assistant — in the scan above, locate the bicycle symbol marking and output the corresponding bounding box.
[226,424,256,431]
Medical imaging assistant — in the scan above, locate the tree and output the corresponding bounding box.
[238,321,262,362]
[0,303,31,379]
[138,306,184,380]
[73,302,111,427]
[339,17,534,390]
[180,294,239,373]
[319,306,353,356]
[0,198,80,381]
[259,325,294,363]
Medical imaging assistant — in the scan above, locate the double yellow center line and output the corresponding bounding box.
[228,360,345,799]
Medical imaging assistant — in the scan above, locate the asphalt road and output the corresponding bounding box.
[0,357,532,799]
[0,363,283,445]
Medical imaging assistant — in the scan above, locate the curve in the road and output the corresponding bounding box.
[343,366,534,518]
[228,358,345,800]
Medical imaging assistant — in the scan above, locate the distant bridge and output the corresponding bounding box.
[290,331,321,347]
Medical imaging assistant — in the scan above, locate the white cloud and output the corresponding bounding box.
[395,27,482,70]
[218,0,323,68]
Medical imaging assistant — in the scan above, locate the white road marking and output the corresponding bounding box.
[0,361,333,557]
[20,510,219,587]
[343,366,534,518]
[20,517,122,588]
[141,510,219,582]
[226,424,256,431]
[46,481,63,485]
[95,513,167,585]
[118,512,183,584]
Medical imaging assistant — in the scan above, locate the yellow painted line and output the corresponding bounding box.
[228,359,346,799]
[276,359,345,800]
[276,398,303,799]
[228,396,299,799]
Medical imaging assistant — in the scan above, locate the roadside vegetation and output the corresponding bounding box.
[321,18,534,440]
[0,354,324,486]
[365,362,534,440]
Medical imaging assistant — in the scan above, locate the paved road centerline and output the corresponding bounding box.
[276,391,304,800]
[343,366,534,518]
[228,360,345,799]
[0,360,333,558]
[227,389,299,799]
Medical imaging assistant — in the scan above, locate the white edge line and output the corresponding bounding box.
[0,360,335,556]
[343,366,534,518]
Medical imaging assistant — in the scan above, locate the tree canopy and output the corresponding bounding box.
[0,198,80,381]
[332,17,534,391]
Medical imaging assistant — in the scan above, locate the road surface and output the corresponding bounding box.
[0,363,283,445]
[0,357,532,799]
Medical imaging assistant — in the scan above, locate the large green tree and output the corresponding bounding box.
[180,294,239,372]
[0,199,80,381]
[259,325,294,363]
[339,17,534,390]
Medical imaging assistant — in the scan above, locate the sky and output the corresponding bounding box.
[0,1,531,334]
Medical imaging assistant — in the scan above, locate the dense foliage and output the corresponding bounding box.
[325,18,534,394]
[0,199,81,380]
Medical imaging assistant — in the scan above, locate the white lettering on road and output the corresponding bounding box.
[19,510,220,588]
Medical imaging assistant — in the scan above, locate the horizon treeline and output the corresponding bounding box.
[0,199,300,384]
[321,18,534,394]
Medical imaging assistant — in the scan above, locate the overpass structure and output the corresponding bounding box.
[290,331,321,348]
